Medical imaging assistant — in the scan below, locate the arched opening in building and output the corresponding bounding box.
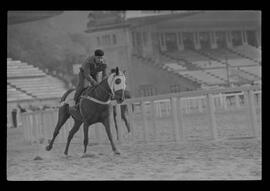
[246,30,258,48]
[199,32,211,49]
[165,32,178,52]
[216,31,227,49]
[231,31,243,47]
[183,32,195,50]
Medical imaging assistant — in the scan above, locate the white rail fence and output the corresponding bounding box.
[21,85,261,145]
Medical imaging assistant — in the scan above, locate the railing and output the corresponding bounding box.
[20,85,261,145]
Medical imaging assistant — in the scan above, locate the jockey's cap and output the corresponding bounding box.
[95,49,104,56]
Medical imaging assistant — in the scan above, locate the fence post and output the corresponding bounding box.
[141,101,149,143]
[149,100,157,142]
[40,111,45,142]
[166,100,170,116]
[235,94,241,109]
[26,113,32,143]
[17,110,22,127]
[218,93,223,109]
[223,94,227,110]
[21,113,28,143]
[179,97,186,142]
[156,102,162,118]
[198,98,203,113]
[246,90,259,138]
[206,94,218,140]
[171,97,181,143]
[29,113,35,143]
[213,95,219,110]
[31,112,37,143]
[43,111,50,142]
[184,99,189,114]
[36,112,43,142]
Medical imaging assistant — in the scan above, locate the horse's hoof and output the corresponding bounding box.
[82,153,98,158]
[64,154,71,159]
[46,145,52,151]
[114,150,121,155]
[34,156,43,160]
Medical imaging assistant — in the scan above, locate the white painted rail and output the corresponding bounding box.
[21,85,261,145]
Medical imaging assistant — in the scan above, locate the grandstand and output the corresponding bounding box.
[157,45,261,87]
[131,44,261,91]
[7,58,67,102]
[229,44,261,63]
[8,11,260,98]
[7,84,33,102]
[84,11,261,96]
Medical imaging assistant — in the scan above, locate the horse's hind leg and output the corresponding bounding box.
[83,122,90,154]
[46,104,70,151]
[64,118,82,155]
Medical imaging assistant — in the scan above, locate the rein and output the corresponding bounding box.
[81,75,115,105]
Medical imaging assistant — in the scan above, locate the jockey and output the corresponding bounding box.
[73,49,107,105]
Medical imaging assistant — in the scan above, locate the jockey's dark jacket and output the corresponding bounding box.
[81,55,107,85]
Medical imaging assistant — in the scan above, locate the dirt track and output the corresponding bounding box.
[7,127,261,180]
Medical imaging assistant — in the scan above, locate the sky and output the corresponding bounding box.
[48,11,90,33]
[46,11,188,33]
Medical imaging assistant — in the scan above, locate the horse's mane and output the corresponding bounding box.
[84,72,114,95]
[84,68,125,97]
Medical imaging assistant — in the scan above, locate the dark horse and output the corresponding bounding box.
[46,67,126,156]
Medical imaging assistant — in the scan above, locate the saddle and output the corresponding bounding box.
[70,86,96,120]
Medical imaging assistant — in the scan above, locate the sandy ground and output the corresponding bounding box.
[7,126,261,180]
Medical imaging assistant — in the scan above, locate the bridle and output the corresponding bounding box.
[81,73,126,105]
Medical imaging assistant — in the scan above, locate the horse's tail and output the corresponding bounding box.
[59,88,75,106]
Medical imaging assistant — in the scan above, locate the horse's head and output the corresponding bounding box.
[107,67,126,104]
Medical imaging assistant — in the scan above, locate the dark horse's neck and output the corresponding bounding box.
[85,78,112,102]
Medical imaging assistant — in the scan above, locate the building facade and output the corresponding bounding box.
[85,11,261,97]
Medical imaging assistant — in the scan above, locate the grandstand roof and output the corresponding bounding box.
[85,11,202,33]
[154,11,261,29]
[173,11,260,22]
[85,11,260,32]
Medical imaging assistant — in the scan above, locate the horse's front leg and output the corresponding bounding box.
[83,122,90,154]
[102,117,120,155]
[64,119,82,156]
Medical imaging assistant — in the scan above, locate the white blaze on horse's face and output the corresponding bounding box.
[108,71,126,96]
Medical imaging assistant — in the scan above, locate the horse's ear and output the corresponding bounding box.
[116,67,119,75]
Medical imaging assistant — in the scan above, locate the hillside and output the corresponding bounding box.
[7,15,90,75]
